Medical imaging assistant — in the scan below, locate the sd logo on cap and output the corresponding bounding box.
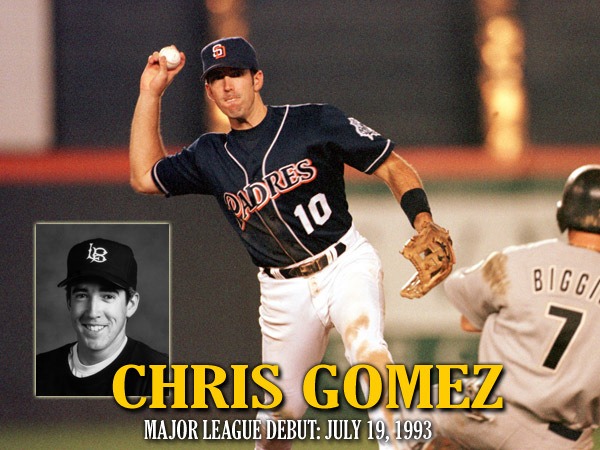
[201,36,259,81]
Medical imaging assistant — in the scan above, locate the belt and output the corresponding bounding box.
[265,242,347,279]
[548,422,582,441]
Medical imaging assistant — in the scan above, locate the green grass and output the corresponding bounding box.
[0,422,376,449]
[2,422,598,449]
[1,422,598,449]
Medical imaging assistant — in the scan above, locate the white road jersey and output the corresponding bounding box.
[445,238,600,430]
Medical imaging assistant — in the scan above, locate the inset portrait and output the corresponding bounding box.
[34,222,170,397]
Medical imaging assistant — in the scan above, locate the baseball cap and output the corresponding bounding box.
[201,36,259,80]
[57,238,137,291]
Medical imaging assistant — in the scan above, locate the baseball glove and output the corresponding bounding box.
[400,221,456,299]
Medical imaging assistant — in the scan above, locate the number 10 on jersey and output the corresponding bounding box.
[294,193,332,235]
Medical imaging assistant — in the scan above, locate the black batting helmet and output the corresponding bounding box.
[556,164,600,234]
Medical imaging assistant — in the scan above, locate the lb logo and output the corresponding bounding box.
[212,44,226,59]
[87,242,108,263]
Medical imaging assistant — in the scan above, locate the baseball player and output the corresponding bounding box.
[36,238,169,396]
[400,164,600,450]
[129,37,454,449]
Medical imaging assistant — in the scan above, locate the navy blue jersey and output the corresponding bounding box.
[153,103,394,267]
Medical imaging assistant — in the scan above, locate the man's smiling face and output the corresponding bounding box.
[67,278,138,365]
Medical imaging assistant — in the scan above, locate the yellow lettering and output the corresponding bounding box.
[344,364,382,409]
[149,364,188,408]
[112,364,146,409]
[437,364,469,408]
[303,364,338,409]
[387,364,433,408]
[471,364,504,408]
[230,365,249,408]
[252,364,283,409]
[191,365,229,408]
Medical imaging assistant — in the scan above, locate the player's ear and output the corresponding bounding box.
[204,82,215,102]
[253,70,264,92]
[125,292,140,318]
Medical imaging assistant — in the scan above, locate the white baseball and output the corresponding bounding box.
[159,46,181,70]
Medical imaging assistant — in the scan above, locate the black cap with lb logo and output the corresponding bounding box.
[57,238,137,290]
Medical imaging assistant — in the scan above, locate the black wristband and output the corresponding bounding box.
[400,188,431,227]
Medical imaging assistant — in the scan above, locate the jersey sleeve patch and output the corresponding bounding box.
[348,117,381,140]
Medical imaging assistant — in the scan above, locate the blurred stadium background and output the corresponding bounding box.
[1,0,598,447]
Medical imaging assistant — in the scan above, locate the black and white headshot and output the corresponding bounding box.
[35,222,170,397]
